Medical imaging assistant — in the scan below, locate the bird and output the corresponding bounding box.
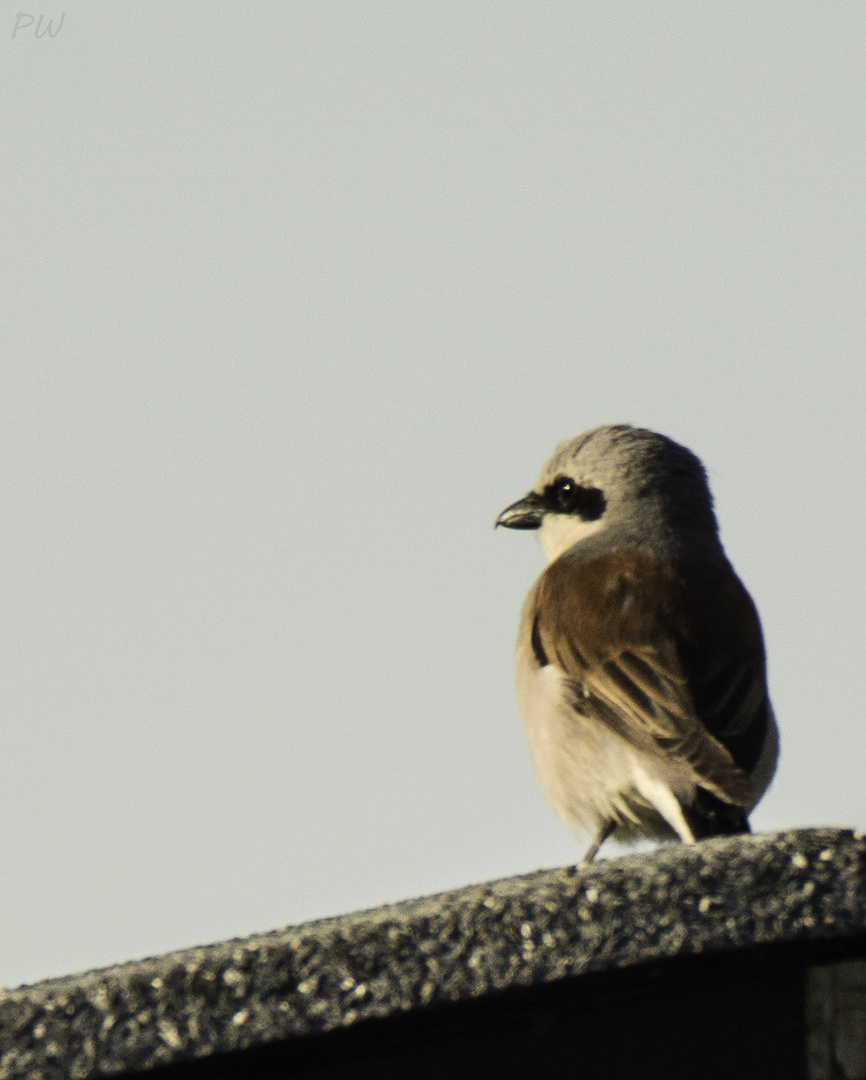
[496,424,778,863]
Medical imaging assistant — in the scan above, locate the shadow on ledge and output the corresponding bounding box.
[1,828,865,1080]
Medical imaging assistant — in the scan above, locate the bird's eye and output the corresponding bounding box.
[553,476,579,512]
[547,476,606,521]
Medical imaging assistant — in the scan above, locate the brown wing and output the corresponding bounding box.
[530,550,769,807]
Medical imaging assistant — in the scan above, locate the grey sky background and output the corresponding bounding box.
[1,2,864,988]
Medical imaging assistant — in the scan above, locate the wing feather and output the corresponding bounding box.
[532,551,769,807]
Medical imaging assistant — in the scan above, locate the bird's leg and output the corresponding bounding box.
[581,821,615,864]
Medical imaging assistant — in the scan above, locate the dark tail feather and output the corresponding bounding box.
[687,788,751,839]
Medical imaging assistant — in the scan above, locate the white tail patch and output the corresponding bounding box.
[628,762,697,844]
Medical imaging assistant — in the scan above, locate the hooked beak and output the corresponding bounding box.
[495,491,546,530]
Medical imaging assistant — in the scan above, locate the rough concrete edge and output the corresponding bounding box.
[0,827,864,1080]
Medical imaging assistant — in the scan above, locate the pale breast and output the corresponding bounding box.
[515,634,699,842]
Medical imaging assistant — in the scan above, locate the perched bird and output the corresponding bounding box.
[496,424,778,862]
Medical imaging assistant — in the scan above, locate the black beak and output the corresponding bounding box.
[495,491,546,530]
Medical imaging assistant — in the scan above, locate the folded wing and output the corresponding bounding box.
[530,550,771,809]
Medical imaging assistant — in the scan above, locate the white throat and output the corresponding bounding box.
[538,513,605,563]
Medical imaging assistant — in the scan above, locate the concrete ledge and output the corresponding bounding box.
[1,827,865,1079]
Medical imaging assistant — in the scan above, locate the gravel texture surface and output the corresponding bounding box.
[1,827,864,1079]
